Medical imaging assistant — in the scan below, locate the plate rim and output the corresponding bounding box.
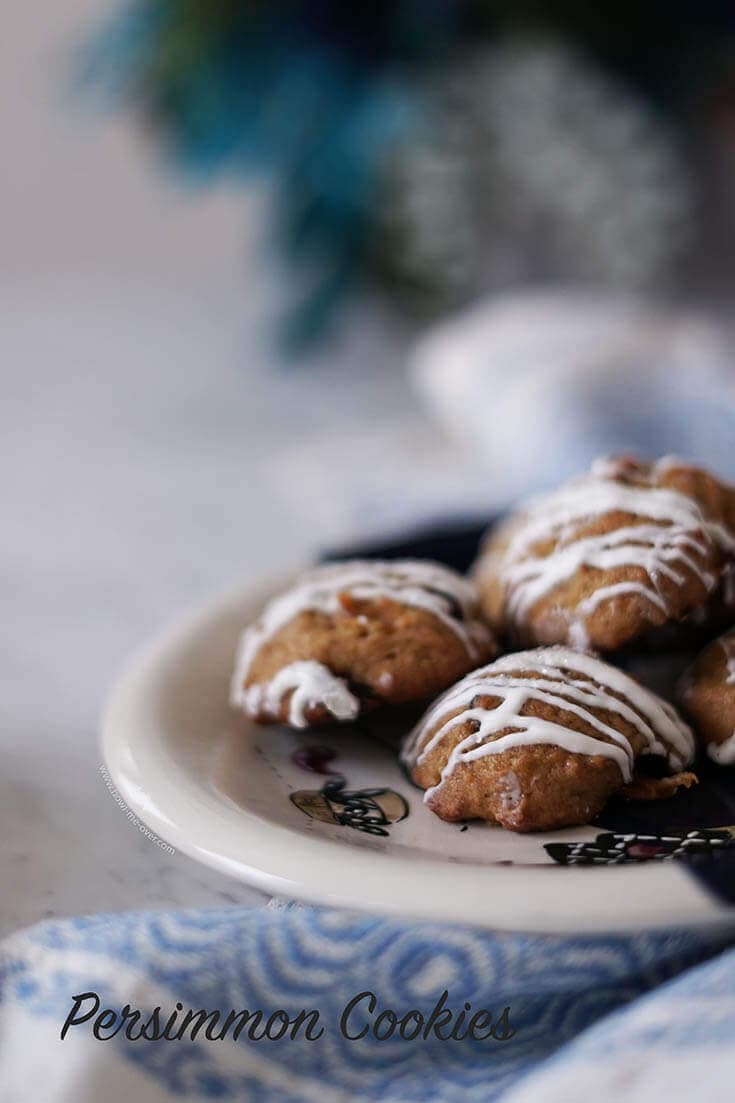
[101,574,735,935]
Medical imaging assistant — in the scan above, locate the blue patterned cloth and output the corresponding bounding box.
[0,906,733,1102]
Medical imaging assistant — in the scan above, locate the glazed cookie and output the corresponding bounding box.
[230,560,496,729]
[402,647,696,832]
[678,628,735,766]
[475,455,735,652]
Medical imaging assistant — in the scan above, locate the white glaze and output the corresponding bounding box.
[720,631,735,686]
[402,647,695,802]
[237,660,360,728]
[496,770,522,812]
[709,734,735,766]
[480,456,735,636]
[231,559,492,724]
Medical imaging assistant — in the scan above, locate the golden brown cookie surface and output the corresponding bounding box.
[474,456,735,652]
[231,559,496,729]
[402,646,695,832]
[678,628,735,766]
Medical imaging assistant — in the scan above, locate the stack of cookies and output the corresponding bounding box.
[231,456,735,832]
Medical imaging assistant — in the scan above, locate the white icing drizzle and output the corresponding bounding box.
[230,559,492,724]
[709,735,735,766]
[402,647,695,801]
[482,456,735,634]
[496,770,522,812]
[720,631,735,686]
[236,660,360,729]
[722,563,735,610]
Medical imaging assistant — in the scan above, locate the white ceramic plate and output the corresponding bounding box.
[101,575,735,934]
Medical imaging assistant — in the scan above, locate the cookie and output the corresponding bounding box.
[474,455,735,652]
[230,559,496,729]
[402,646,696,832]
[678,628,735,766]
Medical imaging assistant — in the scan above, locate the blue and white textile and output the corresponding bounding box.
[0,906,733,1102]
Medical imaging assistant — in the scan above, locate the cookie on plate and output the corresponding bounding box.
[231,560,496,729]
[402,646,696,832]
[678,628,735,766]
[474,455,735,652]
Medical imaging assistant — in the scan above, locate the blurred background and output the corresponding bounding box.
[5,1,735,930]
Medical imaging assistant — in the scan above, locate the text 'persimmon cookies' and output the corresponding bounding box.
[230,560,496,729]
[679,627,735,766]
[474,455,735,652]
[402,647,696,832]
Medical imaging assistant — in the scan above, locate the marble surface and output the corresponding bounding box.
[0,0,505,939]
[1,273,498,939]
